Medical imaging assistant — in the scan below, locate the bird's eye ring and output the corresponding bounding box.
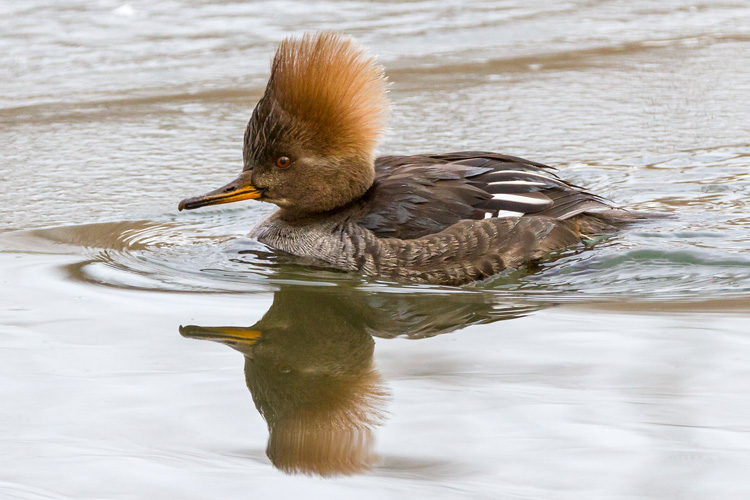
[275,156,291,169]
[276,362,292,374]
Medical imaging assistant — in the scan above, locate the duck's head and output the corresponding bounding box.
[179,32,388,218]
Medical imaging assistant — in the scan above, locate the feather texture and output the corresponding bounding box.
[358,151,611,239]
[266,32,388,157]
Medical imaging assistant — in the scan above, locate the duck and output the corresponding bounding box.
[179,32,634,286]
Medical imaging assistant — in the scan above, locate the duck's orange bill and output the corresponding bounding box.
[179,325,262,345]
[178,171,261,211]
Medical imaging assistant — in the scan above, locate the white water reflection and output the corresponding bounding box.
[2,0,750,498]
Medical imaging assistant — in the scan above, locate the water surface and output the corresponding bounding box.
[2,1,750,498]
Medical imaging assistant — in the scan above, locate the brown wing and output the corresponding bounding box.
[358,151,610,239]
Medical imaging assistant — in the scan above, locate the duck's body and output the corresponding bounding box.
[179,33,630,286]
[250,151,621,285]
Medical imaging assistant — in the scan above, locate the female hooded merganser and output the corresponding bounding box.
[179,32,630,286]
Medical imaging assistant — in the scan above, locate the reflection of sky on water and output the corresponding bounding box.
[2,0,750,497]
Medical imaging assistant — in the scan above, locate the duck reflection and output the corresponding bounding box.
[180,285,541,476]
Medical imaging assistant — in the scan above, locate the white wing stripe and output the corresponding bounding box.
[491,193,552,205]
[495,210,524,218]
[488,180,547,187]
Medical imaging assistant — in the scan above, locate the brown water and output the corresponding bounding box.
[2,1,750,498]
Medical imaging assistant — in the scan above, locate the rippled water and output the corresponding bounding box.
[2,1,750,498]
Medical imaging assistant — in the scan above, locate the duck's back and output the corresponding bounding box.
[358,151,613,239]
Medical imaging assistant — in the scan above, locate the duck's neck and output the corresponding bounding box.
[249,209,361,268]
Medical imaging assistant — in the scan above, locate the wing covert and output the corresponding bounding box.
[358,151,611,239]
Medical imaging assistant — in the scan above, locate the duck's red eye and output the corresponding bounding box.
[275,156,291,168]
